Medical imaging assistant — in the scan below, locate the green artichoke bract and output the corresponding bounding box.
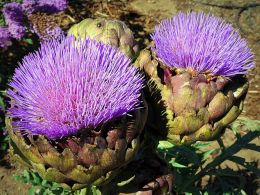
[135,12,254,145]
[68,18,139,59]
[7,109,146,190]
[7,36,147,190]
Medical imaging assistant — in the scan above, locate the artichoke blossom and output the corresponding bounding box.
[7,36,147,190]
[135,12,254,145]
[68,18,139,59]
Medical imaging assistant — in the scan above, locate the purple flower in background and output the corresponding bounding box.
[151,12,254,77]
[7,23,27,40]
[22,0,38,15]
[22,0,68,14]
[3,2,25,23]
[7,36,143,139]
[38,0,68,12]
[34,26,64,41]
[0,27,12,49]
[0,106,4,117]
[3,2,27,39]
[44,26,64,40]
[3,1,68,40]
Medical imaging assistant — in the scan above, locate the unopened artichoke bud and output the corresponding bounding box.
[135,12,254,145]
[68,18,139,59]
[7,36,147,190]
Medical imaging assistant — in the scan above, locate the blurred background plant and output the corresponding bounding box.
[0,0,72,49]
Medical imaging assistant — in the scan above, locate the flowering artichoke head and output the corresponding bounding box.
[68,18,139,59]
[7,36,147,190]
[135,12,254,145]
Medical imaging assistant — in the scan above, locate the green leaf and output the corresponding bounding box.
[28,187,37,195]
[41,180,49,187]
[43,189,51,195]
[179,131,259,191]
[229,157,260,176]
[243,143,260,151]
[215,168,241,177]
[204,131,260,170]
[228,156,245,165]
[241,163,260,176]
[202,148,219,161]
[0,15,5,26]
[24,170,31,182]
[180,147,201,165]
[216,173,246,194]
[0,96,4,110]
[191,141,210,149]
[230,117,260,132]
[240,189,248,195]
[158,141,174,149]
[32,172,42,185]
[91,186,102,195]
[15,170,71,194]
[117,175,135,186]
[23,38,34,45]
[183,186,201,195]
[169,159,187,168]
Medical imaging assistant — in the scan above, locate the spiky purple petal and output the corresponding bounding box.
[151,12,254,77]
[7,36,142,139]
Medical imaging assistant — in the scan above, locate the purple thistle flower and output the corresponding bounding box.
[38,0,68,13]
[7,23,27,39]
[36,26,64,41]
[45,26,64,40]
[22,0,38,15]
[22,0,68,14]
[3,2,25,24]
[0,27,12,49]
[7,36,143,139]
[3,2,27,39]
[151,12,254,77]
